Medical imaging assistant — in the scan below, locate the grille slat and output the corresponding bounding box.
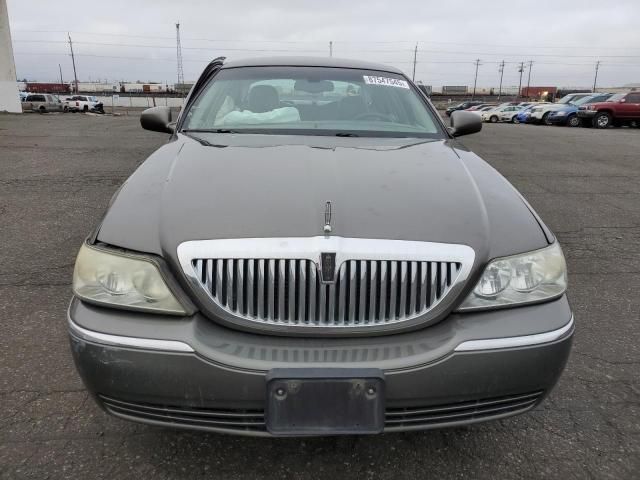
[100,390,542,433]
[193,258,462,328]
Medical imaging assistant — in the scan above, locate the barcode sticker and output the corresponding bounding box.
[363,76,410,89]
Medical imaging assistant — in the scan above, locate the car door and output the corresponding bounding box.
[622,93,640,118]
[45,95,56,111]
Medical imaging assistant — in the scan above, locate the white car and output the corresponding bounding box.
[469,106,495,116]
[528,93,592,125]
[481,105,522,123]
[65,95,104,113]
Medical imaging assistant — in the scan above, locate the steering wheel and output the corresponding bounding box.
[352,112,394,122]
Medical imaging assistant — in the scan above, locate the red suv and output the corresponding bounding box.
[577,92,640,128]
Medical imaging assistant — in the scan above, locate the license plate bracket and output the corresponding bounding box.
[266,368,385,436]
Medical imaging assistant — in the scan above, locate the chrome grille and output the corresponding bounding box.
[191,258,462,326]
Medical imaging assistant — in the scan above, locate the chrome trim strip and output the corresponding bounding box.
[178,237,475,273]
[68,316,194,353]
[454,316,574,352]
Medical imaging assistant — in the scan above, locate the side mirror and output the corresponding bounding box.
[620,98,626,103]
[449,110,482,137]
[140,106,174,133]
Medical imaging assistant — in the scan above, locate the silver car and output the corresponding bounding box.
[21,93,66,113]
[68,57,573,437]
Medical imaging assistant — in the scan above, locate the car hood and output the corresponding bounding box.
[97,134,550,271]
[551,105,578,113]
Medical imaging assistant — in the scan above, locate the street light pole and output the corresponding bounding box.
[68,33,79,94]
[593,61,600,92]
[498,60,505,100]
[525,60,533,98]
[517,62,524,100]
[412,43,418,82]
[472,59,481,100]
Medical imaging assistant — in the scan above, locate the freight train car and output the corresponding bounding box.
[25,83,70,94]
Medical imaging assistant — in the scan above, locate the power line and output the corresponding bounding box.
[13,30,640,51]
[13,39,640,59]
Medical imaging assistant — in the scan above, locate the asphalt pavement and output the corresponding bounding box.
[0,113,638,479]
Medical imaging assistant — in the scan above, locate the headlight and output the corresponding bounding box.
[73,243,187,315]
[457,243,567,311]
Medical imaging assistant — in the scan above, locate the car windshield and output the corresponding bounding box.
[571,96,596,106]
[606,93,625,102]
[182,66,443,138]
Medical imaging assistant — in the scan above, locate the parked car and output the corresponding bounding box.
[69,56,572,437]
[547,94,613,127]
[19,91,28,102]
[481,105,521,123]
[465,104,496,111]
[577,92,640,128]
[66,95,104,113]
[445,100,484,116]
[21,93,66,113]
[528,93,593,125]
[498,105,524,123]
[469,105,495,116]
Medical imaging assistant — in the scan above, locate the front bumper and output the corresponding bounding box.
[68,296,573,436]
[547,114,568,124]
[577,110,597,119]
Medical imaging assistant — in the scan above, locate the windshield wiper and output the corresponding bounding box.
[182,128,240,134]
[335,132,359,137]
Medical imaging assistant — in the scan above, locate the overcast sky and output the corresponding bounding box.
[7,0,640,88]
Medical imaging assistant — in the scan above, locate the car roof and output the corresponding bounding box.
[220,56,405,75]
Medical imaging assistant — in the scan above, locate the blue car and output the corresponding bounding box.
[514,105,535,124]
[547,93,612,127]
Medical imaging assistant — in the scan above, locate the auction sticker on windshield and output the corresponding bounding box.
[363,76,410,89]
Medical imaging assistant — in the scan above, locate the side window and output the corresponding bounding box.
[626,93,640,103]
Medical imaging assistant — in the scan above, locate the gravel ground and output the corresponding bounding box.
[0,113,638,479]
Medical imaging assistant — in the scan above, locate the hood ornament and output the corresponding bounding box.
[324,201,332,234]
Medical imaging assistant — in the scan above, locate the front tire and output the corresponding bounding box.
[542,112,552,125]
[490,115,499,123]
[593,112,611,129]
[83,105,89,112]
[567,114,581,127]
[513,117,521,124]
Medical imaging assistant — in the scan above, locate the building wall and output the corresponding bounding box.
[0,0,21,112]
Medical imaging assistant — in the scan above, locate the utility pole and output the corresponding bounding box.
[525,60,533,98]
[329,41,333,57]
[58,63,63,85]
[68,33,78,94]
[593,61,600,92]
[517,62,525,100]
[472,59,481,100]
[498,60,505,100]
[175,23,184,90]
[412,43,418,82]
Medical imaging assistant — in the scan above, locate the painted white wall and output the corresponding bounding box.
[0,0,20,112]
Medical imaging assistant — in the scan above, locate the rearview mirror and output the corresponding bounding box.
[449,110,482,137]
[140,106,174,133]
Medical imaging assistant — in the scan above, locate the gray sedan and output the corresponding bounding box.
[68,57,573,437]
